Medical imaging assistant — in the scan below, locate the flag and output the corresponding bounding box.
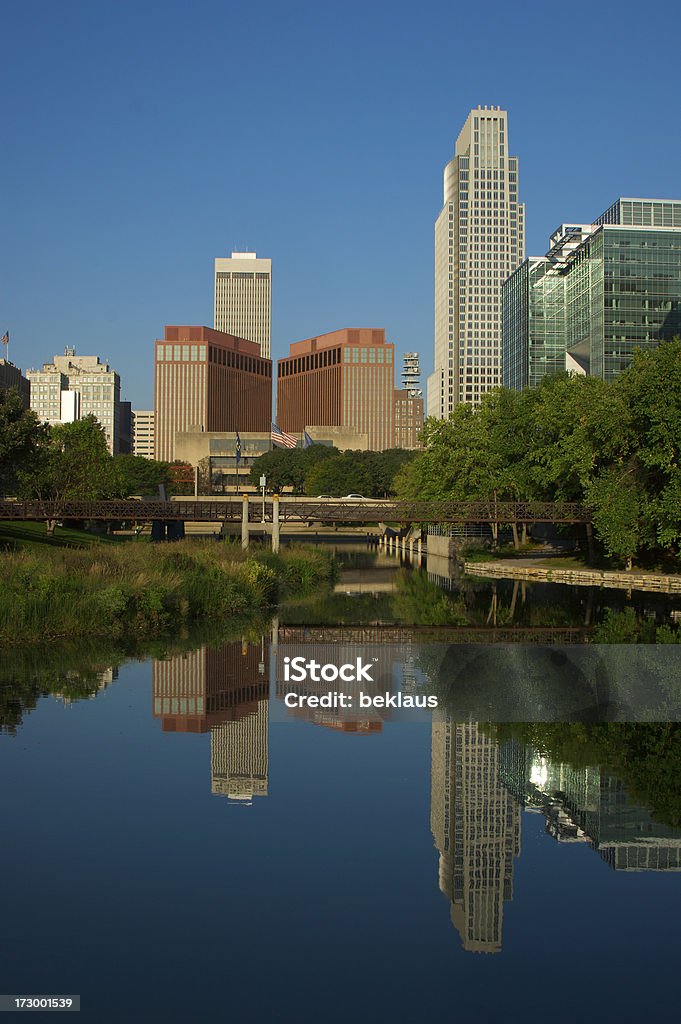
[271,421,297,449]
[1,331,8,346]
[303,430,315,449]
[235,432,242,463]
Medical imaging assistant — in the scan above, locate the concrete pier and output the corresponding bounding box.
[272,496,280,554]
[242,495,250,549]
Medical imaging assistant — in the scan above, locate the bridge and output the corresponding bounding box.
[0,497,591,526]
[276,624,594,645]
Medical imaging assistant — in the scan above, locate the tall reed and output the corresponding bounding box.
[0,541,335,644]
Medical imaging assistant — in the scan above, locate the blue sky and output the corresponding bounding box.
[3,0,681,409]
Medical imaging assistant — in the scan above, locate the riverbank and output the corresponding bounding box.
[0,540,336,644]
[464,560,681,594]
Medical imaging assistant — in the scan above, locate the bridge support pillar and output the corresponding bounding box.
[241,494,250,549]
[272,495,280,553]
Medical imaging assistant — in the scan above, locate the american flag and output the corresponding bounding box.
[271,421,297,449]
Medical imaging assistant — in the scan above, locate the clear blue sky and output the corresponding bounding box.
[3,0,681,409]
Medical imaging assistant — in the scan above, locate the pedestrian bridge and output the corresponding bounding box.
[0,496,591,525]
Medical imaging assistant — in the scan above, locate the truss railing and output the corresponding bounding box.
[0,498,592,525]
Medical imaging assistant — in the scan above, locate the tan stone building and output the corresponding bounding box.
[175,426,368,493]
[431,719,521,953]
[27,348,122,453]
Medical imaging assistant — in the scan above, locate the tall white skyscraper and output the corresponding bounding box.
[428,106,525,418]
[214,251,272,358]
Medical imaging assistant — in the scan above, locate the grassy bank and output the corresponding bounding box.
[0,540,336,644]
[0,521,123,549]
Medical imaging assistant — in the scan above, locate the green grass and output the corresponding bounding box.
[0,539,336,644]
[0,521,123,550]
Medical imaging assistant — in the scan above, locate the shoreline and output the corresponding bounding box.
[464,560,681,594]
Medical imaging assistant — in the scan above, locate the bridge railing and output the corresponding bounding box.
[0,497,592,525]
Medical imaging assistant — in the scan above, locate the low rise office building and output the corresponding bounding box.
[175,426,369,493]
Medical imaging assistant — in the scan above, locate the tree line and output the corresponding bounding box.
[0,391,193,506]
[249,445,415,498]
[396,341,681,567]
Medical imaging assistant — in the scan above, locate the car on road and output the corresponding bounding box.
[343,493,368,500]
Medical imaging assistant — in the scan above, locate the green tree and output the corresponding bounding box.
[304,450,373,496]
[586,465,641,567]
[613,339,681,554]
[113,454,171,497]
[302,449,412,498]
[494,722,681,828]
[249,446,335,494]
[19,416,116,529]
[0,389,47,496]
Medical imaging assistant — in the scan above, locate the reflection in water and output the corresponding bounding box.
[152,643,268,733]
[430,721,520,954]
[499,742,681,872]
[150,638,681,958]
[211,700,269,804]
[54,666,118,705]
[430,721,681,955]
[153,642,270,805]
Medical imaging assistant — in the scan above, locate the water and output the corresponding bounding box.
[2,547,681,1023]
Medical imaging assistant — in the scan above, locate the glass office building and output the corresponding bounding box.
[503,199,681,389]
[503,257,566,390]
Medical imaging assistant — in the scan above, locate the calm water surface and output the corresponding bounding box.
[2,547,681,1023]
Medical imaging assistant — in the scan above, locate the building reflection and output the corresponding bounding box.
[152,642,268,732]
[211,700,269,804]
[152,640,270,805]
[430,719,681,957]
[55,665,119,705]
[500,742,681,871]
[430,720,521,954]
